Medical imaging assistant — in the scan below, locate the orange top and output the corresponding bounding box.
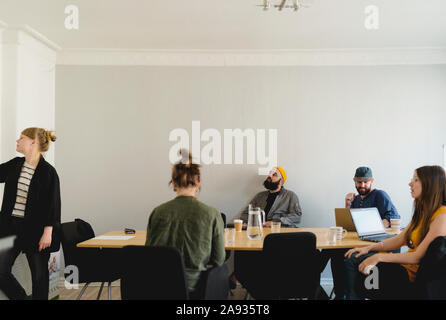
[402,205,446,282]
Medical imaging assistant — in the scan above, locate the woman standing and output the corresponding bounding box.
[0,128,61,300]
[145,150,225,298]
[344,165,446,299]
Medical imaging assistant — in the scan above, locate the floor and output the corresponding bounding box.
[57,280,249,300]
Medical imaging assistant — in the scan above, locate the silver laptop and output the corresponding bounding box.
[350,207,395,242]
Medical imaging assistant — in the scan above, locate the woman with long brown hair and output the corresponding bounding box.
[344,165,446,299]
[145,150,225,298]
[0,127,61,300]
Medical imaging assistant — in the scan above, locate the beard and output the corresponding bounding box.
[263,178,280,191]
[356,185,372,196]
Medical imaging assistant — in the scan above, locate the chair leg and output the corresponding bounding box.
[108,281,112,300]
[96,282,105,300]
[76,283,90,300]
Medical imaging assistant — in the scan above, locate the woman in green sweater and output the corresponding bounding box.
[145,150,225,297]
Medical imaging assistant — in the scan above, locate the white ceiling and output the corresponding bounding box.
[1,0,446,50]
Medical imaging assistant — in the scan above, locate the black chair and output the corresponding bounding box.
[220,213,227,227]
[220,213,231,262]
[239,232,322,300]
[120,245,229,300]
[60,219,121,300]
[415,236,446,299]
[355,236,446,299]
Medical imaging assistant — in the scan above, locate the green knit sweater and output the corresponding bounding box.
[145,196,225,293]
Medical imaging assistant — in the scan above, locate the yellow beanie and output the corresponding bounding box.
[276,166,287,183]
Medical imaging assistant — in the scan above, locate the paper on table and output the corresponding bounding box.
[94,235,135,240]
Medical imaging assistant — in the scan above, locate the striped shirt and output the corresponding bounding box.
[12,163,36,218]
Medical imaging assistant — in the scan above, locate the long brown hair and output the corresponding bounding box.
[405,165,446,248]
[22,127,57,152]
[169,149,201,190]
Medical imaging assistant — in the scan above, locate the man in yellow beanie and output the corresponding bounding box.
[238,166,301,227]
[232,166,303,295]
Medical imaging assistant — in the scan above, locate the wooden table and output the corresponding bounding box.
[225,228,374,251]
[77,230,147,249]
[77,228,374,250]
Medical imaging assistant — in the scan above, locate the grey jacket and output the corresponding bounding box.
[239,187,302,227]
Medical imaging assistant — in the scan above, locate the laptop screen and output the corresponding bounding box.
[350,207,386,237]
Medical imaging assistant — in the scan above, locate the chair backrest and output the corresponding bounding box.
[60,219,95,268]
[262,232,320,299]
[196,264,229,300]
[415,236,446,299]
[220,212,227,227]
[120,245,189,300]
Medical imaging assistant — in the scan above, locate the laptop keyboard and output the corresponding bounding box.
[363,234,394,242]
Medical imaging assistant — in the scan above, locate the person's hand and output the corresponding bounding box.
[358,254,382,275]
[345,192,356,208]
[38,227,53,252]
[345,246,370,259]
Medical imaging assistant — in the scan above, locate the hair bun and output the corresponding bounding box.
[45,130,57,142]
[178,148,192,165]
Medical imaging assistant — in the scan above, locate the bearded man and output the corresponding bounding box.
[318,166,400,300]
[231,166,302,295]
[345,166,399,227]
[238,166,302,228]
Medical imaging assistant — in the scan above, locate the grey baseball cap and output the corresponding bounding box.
[354,167,373,180]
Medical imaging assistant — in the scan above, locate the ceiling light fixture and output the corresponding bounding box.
[258,0,310,12]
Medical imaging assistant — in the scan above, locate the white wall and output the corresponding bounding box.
[0,24,58,299]
[55,64,446,235]
[1,27,58,164]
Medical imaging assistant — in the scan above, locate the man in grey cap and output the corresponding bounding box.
[345,166,399,227]
[320,166,400,299]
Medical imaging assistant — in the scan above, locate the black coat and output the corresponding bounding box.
[0,156,61,253]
